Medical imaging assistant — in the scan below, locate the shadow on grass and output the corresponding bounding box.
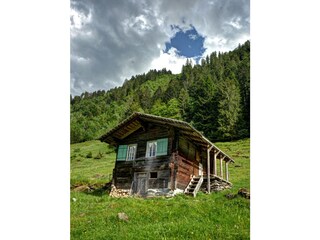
[72,181,112,197]
[84,187,109,197]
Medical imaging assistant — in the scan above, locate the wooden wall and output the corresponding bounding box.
[114,123,174,191]
[113,123,209,193]
[176,136,201,189]
[120,123,173,159]
[115,159,173,190]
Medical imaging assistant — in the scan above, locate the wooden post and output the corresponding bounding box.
[220,157,223,178]
[213,150,217,175]
[207,147,210,194]
[207,145,213,194]
[225,161,229,182]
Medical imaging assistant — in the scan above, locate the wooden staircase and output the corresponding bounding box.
[184,175,203,197]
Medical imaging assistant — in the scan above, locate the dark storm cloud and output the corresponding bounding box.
[70,0,249,96]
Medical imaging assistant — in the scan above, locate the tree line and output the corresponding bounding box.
[71,40,250,143]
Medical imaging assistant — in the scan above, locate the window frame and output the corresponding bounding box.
[126,144,137,161]
[145,140,157,158]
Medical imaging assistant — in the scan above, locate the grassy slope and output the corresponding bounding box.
[71,140,116,186]
[71,138,250,240]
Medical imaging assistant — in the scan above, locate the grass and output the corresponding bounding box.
[70,140,116,187]
[71,138,250,240]
[215,139,250,190]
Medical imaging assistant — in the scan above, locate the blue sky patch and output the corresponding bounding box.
[165,25,206,61]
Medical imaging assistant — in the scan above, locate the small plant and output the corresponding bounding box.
[86,151,92,158]
[94,151,103,159]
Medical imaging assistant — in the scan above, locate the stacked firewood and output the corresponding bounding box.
[109,185,130,197]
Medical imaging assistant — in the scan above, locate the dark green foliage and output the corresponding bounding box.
[70,41,250,143]
[184,41,250,141]
[86,151,92,158]
[216,78,242,140]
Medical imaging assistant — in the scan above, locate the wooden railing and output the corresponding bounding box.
[193,175,203,197]
[184,176,194,194]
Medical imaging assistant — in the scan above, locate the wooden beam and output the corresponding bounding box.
[207,148,210,193]
[207,145,213,194]
[225,161,229,182]
[220,157,223,178]
[213,150,218,175]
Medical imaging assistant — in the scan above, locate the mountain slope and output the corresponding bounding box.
[71,41,250,143]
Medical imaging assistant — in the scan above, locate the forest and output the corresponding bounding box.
[70,40,250,144]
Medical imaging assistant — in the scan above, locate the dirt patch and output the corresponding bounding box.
[71,182,112,193]
[73,185,92,192]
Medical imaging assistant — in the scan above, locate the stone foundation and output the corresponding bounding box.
[109,185,182,198]
[211,180,232,191]
[200,179,232,192]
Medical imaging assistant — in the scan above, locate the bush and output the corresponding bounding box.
[86,152,92,158]
[94,151,103,159]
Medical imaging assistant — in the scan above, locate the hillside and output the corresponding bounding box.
[70,138,250,239]
[71,41,250,144]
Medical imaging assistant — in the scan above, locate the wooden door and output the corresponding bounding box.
[135,173,148,195]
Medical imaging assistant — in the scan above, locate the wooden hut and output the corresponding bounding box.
[100,112,234,197]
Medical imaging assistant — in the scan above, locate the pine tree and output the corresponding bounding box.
[216,78,242,140]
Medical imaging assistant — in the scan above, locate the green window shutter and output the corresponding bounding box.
[117,145,128,161]
[156,138,168,156]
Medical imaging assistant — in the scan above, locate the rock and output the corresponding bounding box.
[238,188,250,199]
[118,212,129,222]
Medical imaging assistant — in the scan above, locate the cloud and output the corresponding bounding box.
[189,34,198,40]
[70,0,250,96]
[151,47,196,74]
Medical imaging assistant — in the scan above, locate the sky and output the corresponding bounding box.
[70,0,250,96]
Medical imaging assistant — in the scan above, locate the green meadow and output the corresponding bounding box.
[70,138,250,240]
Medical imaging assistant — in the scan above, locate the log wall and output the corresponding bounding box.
[176,136,201,190]
[120,123,173,159]
[113,124,209,193]
[114,123,174,191]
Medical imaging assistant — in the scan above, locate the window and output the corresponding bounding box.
[150,172,158,179]
[156,138,168,156]
[117,145,128,161]
[117,144,137,161]
[146,141,157,157]
[145,138,168,157]
[126,144,137,161]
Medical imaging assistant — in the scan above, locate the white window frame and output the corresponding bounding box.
[126,144,137,161]
[145,140,157,158]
